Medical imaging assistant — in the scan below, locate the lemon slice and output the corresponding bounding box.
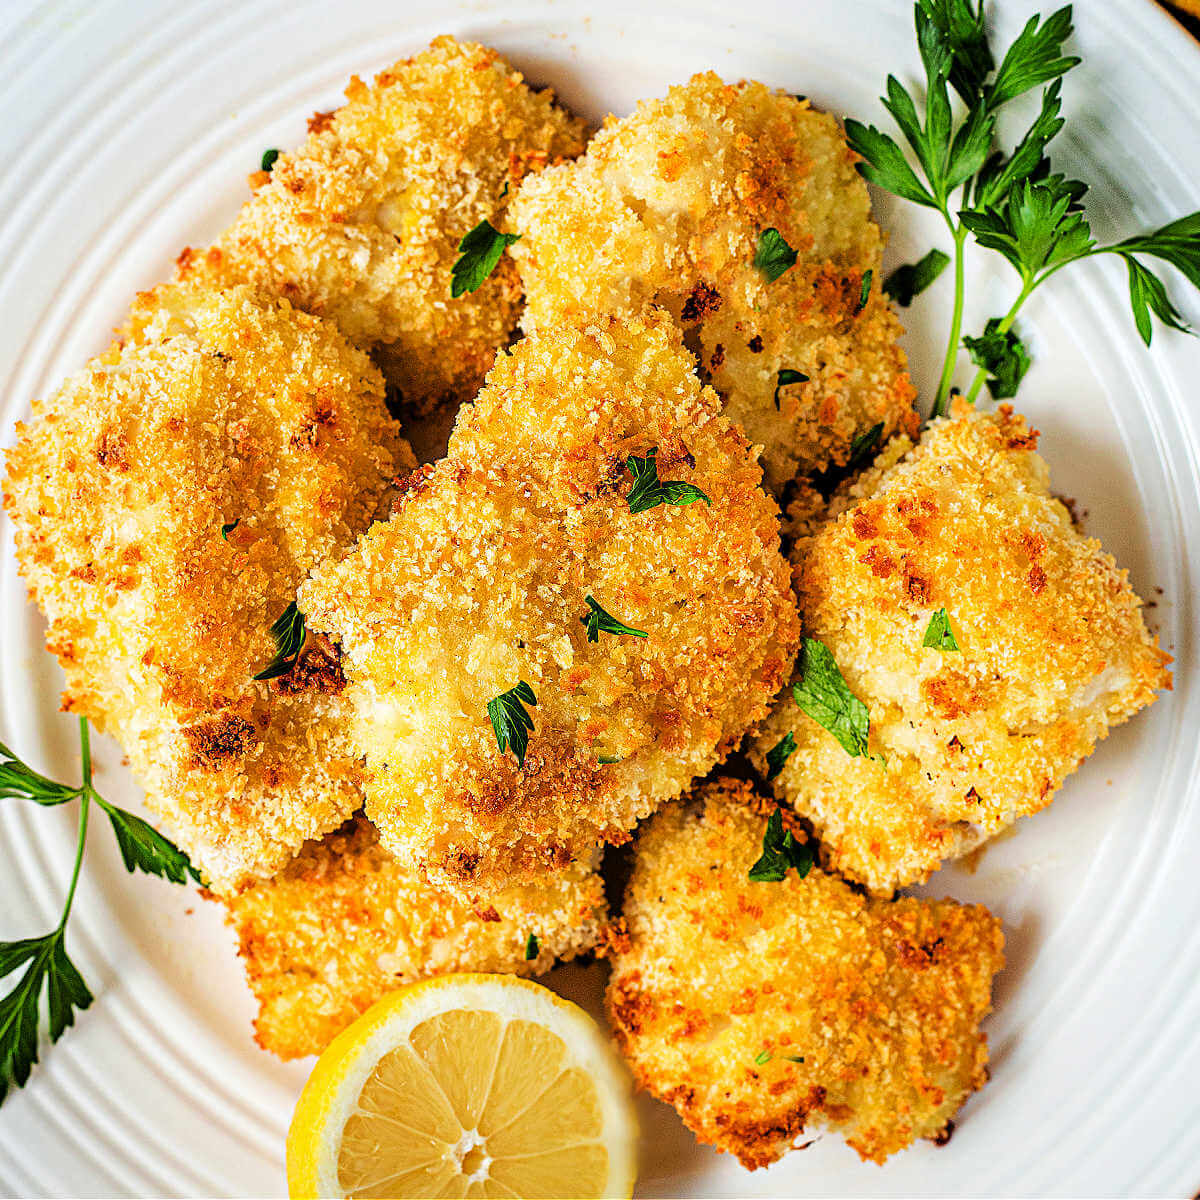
[286,973,637,1199]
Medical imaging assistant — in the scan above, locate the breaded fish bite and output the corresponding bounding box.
[3,286,411,890]
[606,778,1004,1168]
[508,73,917,490]
[750,405,1171,895]
[221,816,606,1059]
[301,310,800,894]
[144,36,586,413]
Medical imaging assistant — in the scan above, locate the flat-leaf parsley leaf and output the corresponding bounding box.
[764,731,797,780]
[748,808,815,883]
[883,248,951,306]
[487,681,537,767]
[254,601,306,681]
[625,448,711,515]
[754,228,797,282]
[773,368,809,410]
[792,638,873,759]
[580,596,648,643]
[451,219,521,298]
[922,608,961,651]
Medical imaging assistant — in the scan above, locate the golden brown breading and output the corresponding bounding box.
[3,286,412,890]
[300,309,801,894]
[129,36,586,414]
[606,778,1004,1168]
[221,816,606,1060]
[508,73,918,490]
[750,404,1172,895]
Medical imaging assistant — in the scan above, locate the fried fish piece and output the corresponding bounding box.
[749,404,1172,895]
[133,35,586,414]
[3,286,411,890]
[508,72,917,490]
[221,816,607,1060]
[300,309,800,894]
[606,778,1004,1168]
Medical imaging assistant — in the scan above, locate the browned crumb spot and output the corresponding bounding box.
[307,109,336,135]
[681,282,723,323]
[185,713,255,767]
[273,644,346,696]
[747,334,764,353]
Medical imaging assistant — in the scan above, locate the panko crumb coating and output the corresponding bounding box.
[3,286,412,891]
[300,309,801,894]
[133,35,587,414]
[508,73,918,491]
[606,778,1004,1169]
[750,405,1172,896]
[220,816,607,1060]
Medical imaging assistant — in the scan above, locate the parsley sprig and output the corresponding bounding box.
[1,719,199,1102]
[848,3,1200,415]
[791,638,877,761]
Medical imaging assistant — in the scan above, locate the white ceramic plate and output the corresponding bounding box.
[2,0,1199,1195]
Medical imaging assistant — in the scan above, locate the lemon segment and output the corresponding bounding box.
[287,973,636,1199]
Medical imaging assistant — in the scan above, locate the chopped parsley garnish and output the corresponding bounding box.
[963,316,1031,400]
[845,2,1200,415]
[625,448,711,515]
[773,368,809,410]
[764,731,797,780]
[451,219,521,297]
[487,681,537,767]
[923,608,961,651]
[754,228,797,282]
[580,596,648,643]
[261,149,279,172]
[253,601,306,681]
[792,637,874,760]
[749,808,815,883]
[1,718,198,1103]
[783,1054,805,1063]
[846,422,885,472]
[524,932,539,961]
[883,248,951,306]
[856,269,873,313]
[220,518,240,541]
[754,1050,772,1065]
[597,754,623,765]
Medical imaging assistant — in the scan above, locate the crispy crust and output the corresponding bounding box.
[750,405,1172,895]
[220,815,606,1059]
[509,72,918,489]
[606,778,1004,1168]
[3,286,411,889]
[126,36,586,414]
[300,309,801,893]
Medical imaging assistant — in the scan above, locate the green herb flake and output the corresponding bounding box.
[253,601,306,681]
[625,447,711,515]
[963,317,1032,400]
[748,808,815,883]
[597,754,623,765]
[846,422,885,472]
[883,248,951,306]
[580,596,649,643]
[856,269,873,313]
[754,228,798,282]
[261,148,280,172]
[792,638,873,760]
[524,932,539,961]
[764,732,797,781]
[487,681,537,767]
[220,518,240,541]
[923,608,961,652]
[783,1054,805,1063]
[773,368,809,411]
[451,219,521,298]
[754,1050,772,1065]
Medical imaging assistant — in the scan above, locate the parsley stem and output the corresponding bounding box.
[58,785,90,935]
[931,224,969,419]
[963,276,1036,405]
